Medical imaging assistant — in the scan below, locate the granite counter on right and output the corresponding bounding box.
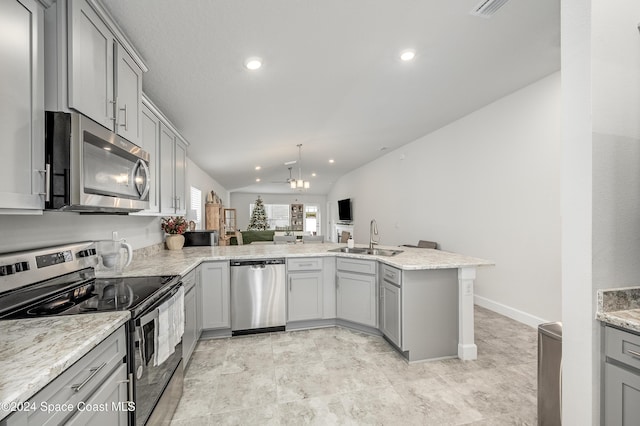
[596,287,640,424]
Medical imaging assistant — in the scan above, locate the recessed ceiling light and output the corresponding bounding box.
[329,159,335,164]
[244,57,262,70]
[400,50,416,61]
[255,166,261,170]
[256,178,261,182]
[312,173,316,177]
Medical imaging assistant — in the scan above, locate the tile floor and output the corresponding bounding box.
[170,306,538,425]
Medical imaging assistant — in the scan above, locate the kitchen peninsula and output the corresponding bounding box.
[126,243,492,362]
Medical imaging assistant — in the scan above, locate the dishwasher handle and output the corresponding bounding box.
[230,258,285,267]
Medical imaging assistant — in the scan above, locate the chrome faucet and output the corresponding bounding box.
[369,219,379,250]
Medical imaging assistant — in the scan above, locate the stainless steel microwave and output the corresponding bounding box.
[45,111,150,213]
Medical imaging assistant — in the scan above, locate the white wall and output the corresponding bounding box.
[0,158,227,253]
[564,0,640,424]
[230,192,327,233]
[328,72,562,325]
[187,157,229,229]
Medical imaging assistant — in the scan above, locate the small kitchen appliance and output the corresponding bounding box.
[95,239,133,276]
[44,111,151,213]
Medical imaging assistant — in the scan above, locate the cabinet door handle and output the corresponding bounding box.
[127,372,134,401]
[108,99,117,122]
[71,362,107,392]
[38,164,50,202]
[627,348,640,359]
[289,277,292,292]
[119,104,128,131]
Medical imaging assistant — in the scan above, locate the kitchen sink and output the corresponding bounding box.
[328,247,403,257]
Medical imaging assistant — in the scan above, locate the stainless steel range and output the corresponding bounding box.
[0,242,184,425]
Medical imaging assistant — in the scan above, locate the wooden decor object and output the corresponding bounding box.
[205,203,222,231]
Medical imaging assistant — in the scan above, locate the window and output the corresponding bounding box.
[190,186,202,229]
[249,203,290,229]
[305,205,320,235]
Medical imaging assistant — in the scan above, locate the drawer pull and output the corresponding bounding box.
[71,362,107,392]
[627,348,640,359]
[298,263,313,267]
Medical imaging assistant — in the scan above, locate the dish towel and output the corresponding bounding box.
[154,286,185,366]
[155,297,174,366]
[170,286,185,349]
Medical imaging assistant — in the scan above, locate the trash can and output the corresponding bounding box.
[538,322,562,426]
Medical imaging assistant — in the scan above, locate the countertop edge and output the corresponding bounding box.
[596,311,640,334]
[0,312,130,422]
[124,244,494,278]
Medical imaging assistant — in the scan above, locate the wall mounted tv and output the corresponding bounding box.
[338,198,352,221]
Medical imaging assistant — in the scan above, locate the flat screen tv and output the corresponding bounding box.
[338,198,352,221]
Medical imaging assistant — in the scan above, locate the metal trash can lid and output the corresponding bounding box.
[538,321,562,339]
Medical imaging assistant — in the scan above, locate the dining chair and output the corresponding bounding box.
[274,235,296,244]
[302,235,324,244]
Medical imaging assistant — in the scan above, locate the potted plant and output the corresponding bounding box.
[161,216,187,250]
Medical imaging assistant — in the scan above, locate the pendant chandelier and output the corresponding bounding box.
[291,144,310,190]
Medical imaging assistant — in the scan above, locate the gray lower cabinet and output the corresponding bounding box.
[0,0,45,213]
[2,326,128,426]
[182,268,199,366]
[65,363,129,426]
[287,258,323,322]
[336,258,377,328]
[201,261,230,329]
[196,266,204,336]
[379,264,402,348]
[603,325,640,425]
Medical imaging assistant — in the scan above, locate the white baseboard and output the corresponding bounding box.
[474,295,549,329]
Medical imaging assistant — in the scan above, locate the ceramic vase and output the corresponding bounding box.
[165,234,185,250]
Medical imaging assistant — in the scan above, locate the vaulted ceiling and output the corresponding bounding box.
[103,0,560,195]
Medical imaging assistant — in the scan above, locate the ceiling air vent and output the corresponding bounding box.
[470,0,510,18]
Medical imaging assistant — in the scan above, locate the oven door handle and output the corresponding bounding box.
[138,325,147,372]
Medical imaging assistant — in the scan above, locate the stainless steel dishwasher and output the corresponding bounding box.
[230,258,286,335]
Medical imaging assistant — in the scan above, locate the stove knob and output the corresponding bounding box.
[0,264,15,276]
[77,249,97,258]
[14,262,30,272]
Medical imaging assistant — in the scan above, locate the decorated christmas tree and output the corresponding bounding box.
[247,196,268,230]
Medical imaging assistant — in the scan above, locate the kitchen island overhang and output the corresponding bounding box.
[124,243,493,362]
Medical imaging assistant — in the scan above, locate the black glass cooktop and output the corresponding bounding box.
[0,270,179,319]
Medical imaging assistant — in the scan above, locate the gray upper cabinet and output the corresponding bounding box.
[138,95,187,217]
[175,138,187,215]
[0,0,45,213]
[114,43,142,144]
[68,0,114,130]
[46,0,146,144]
[160,124,187,216]
[137,101,161,213]
[68,0,142,143]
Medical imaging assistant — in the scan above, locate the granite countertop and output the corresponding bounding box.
[0,311,130,421]
[123,242,494,278]
[596,287,640,333]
